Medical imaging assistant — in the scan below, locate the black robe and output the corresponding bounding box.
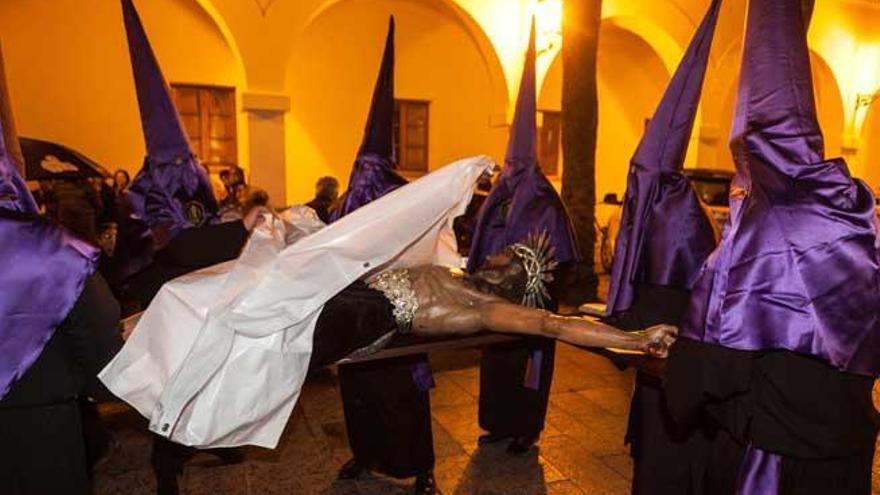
[333,281,435,478]
[478,337,555,438]
[603,283,708,495]
[124,220,249,310]
[0,273,123,495]
[477,263,571,439]
[664,338,879,495]
[338,356,435,478]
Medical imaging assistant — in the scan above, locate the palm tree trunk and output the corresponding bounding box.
[560,0,602,303]
[801,0,814,28]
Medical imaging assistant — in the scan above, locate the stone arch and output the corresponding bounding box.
[192,0,248,87]
[305,0,507,117]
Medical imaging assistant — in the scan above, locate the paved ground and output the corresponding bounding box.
[93,342,880,495]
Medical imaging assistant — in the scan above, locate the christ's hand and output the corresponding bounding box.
[635,324,678,358]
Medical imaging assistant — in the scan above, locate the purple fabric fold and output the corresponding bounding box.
[120,0,219,254]
[113,189,156,279]
[523,349,542,390]
[0,47,99,399]
[681,0,880,377]
[0,217,100,399]
[735,445,781,495]
[605,0,720,316]
[410,361,436,393]
[467,18,579,273]
[330,154,407,221]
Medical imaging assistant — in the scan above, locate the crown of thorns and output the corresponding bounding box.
[510,230,559,308]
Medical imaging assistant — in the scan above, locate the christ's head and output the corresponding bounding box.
[469,232,558,308]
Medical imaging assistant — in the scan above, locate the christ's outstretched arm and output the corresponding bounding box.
[408,265,677,357]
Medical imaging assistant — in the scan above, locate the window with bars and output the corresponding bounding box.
[538,110,561,177]
[393,99,430,173]
[170,84,237,172]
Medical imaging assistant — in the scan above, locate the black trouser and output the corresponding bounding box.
[0,400,89,495]
[627,372,715,495]
[478,337,555,438]
[339,355,435,478]
[665,338,880,495]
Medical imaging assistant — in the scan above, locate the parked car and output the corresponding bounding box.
[595,168,734,273]
[684,168,735,227]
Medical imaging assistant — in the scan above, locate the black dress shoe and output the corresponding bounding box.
[477,432,509,446]
[414,470,436,495]
[337,458,365,480]
[506,434,539,455]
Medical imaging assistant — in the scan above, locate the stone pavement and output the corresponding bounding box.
[93,343,880,494]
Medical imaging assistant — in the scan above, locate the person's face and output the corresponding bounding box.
[317,183,338,201]
[477,174,493,193]
[114,172,129,189]
[236,186,249,203]
[220,173,232,186]
[470,249,524,294]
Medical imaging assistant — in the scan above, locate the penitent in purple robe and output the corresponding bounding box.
[117,0,219,277]
[467,20,579,274]
[468,21,575,443]
[328,16,435,478]
[680,0,880,491]
[605,0,719,317]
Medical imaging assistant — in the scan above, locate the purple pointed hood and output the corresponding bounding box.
[330,16,407,221]
[605,0,720,316]
[121,0,218,252]
[0,47,99,399]
[359,16,395,159]
[467,18,579,272]
[682,0,880,377]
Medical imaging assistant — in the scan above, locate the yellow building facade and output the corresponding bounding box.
[2,0,880,205]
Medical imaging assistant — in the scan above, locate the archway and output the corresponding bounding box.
[285,0,509,203]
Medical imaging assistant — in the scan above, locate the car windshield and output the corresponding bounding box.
[690,179,731,207]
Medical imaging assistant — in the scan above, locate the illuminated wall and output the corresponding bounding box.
[0,0,244,175]
[3,0,880,204]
